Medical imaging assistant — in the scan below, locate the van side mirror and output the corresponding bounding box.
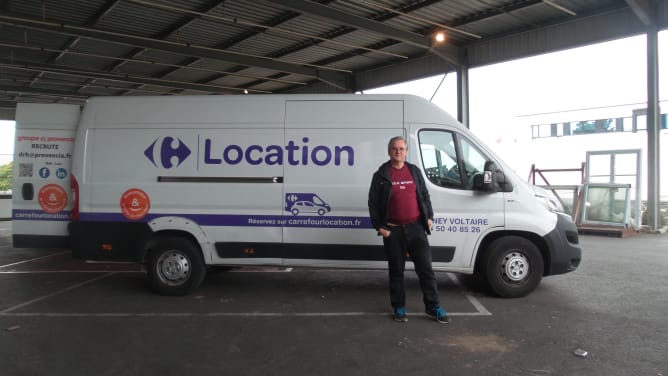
[472,161,512,193]
[473,162,496,192]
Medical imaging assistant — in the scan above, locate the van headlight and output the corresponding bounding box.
[534,186,565,213]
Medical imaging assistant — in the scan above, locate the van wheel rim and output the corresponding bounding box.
[501,252,528,282]
[157,251,190,286]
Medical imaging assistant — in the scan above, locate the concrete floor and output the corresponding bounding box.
[0,221,666,376]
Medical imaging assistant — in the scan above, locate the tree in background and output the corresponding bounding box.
[0,162,12,191]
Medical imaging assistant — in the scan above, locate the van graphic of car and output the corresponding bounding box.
[285,193,331,216]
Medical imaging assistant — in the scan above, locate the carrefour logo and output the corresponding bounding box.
[144,135,355,169]
[144,137,191,169]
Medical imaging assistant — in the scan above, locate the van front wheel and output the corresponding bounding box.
[482,236,543,298]
[146,236,206,296]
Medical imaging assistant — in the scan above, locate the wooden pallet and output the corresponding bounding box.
[577,225,639,238]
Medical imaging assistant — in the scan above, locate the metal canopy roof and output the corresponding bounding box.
[0,0,666,118]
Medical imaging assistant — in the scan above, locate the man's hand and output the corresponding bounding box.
[378,228,391,238]
[428,219,433,231]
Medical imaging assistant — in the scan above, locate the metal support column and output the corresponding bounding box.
[457,63,470,128]
[646,26,661,230]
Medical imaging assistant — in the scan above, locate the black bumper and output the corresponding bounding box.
[543,213,582,276]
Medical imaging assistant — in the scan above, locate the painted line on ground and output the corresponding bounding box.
[0,273,116,314]
[0,311,489,317]
[0,269,492,318]
[0,251,69,269]
[0,270,142,274]
[0,266,295,274]
[447,272,492,316]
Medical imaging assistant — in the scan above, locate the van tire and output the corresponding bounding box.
[146,236,206,296]
[482,236,543,298]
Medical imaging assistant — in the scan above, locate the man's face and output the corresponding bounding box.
[388,140,407,163]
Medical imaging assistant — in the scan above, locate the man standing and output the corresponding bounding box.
[368,136,449,323]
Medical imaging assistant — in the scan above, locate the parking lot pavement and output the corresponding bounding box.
[0,220,667,376]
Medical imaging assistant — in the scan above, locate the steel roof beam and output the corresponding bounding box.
[0,12,350,88]
[264,0,432,48]
[0,61,266,94]
[625,0,656,26]
[0,84,88,98]
[140,7,308,95]
[40,0,123,96]
[50,0,123,63]
[92,0,227,95]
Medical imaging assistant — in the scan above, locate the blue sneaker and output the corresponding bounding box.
[393,307,408,322]
[426,306,450,324]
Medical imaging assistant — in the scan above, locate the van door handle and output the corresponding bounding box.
[158,176,284,183]
[22,183,34,200]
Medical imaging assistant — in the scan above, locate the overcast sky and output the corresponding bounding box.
[365,32,667,187]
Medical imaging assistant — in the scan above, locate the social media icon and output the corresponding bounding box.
[39,167,50,178]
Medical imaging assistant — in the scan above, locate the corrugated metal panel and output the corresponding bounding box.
[331,29,399,52]
[96,2,189,38]
[54,54,119,72]
[0,28,70,49]
[0,0,659,111]
[226,31,306,58]
[55,39,141,73]
[168,18,250,48]
[8,0,109,25]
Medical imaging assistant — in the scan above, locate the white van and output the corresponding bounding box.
[12,94,581,297]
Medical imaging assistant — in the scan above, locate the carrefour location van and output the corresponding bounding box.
[12,94,581,296]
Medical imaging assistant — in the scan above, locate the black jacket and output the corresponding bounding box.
[368,161,434,235]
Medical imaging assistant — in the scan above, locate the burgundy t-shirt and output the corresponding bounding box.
[387,164,420,225]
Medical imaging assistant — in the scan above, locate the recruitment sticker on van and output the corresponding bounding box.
[14,133,74,181]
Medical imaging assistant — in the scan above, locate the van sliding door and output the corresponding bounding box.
[282,100,403,265]
[187,128,285,263]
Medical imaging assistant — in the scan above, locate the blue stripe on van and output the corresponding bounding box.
[79,212,373,229]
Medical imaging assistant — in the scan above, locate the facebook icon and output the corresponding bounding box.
[39,167,50,178]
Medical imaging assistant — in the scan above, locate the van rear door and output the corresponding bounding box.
[12,103,80,248]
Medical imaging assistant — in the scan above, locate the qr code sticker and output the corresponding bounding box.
[19,163,33,177]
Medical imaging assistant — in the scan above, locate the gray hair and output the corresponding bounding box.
[387,136,407,152]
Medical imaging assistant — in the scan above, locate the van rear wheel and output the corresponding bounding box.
[146,236,206,296]
[482,236,543,298]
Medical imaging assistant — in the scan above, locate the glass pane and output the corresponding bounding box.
[562,122,571,136]
[636,115,647,131]
[418,130,461,188]
[538,124,552,138]
[622,117,634,132]
[540,186,579,217]
[418,130,489,190]
[459,138,487,189]
[588,154,611,180]
[613,154,638,177]
[584,185,629,224]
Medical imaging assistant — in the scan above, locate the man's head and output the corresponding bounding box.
[387,136,407,165]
